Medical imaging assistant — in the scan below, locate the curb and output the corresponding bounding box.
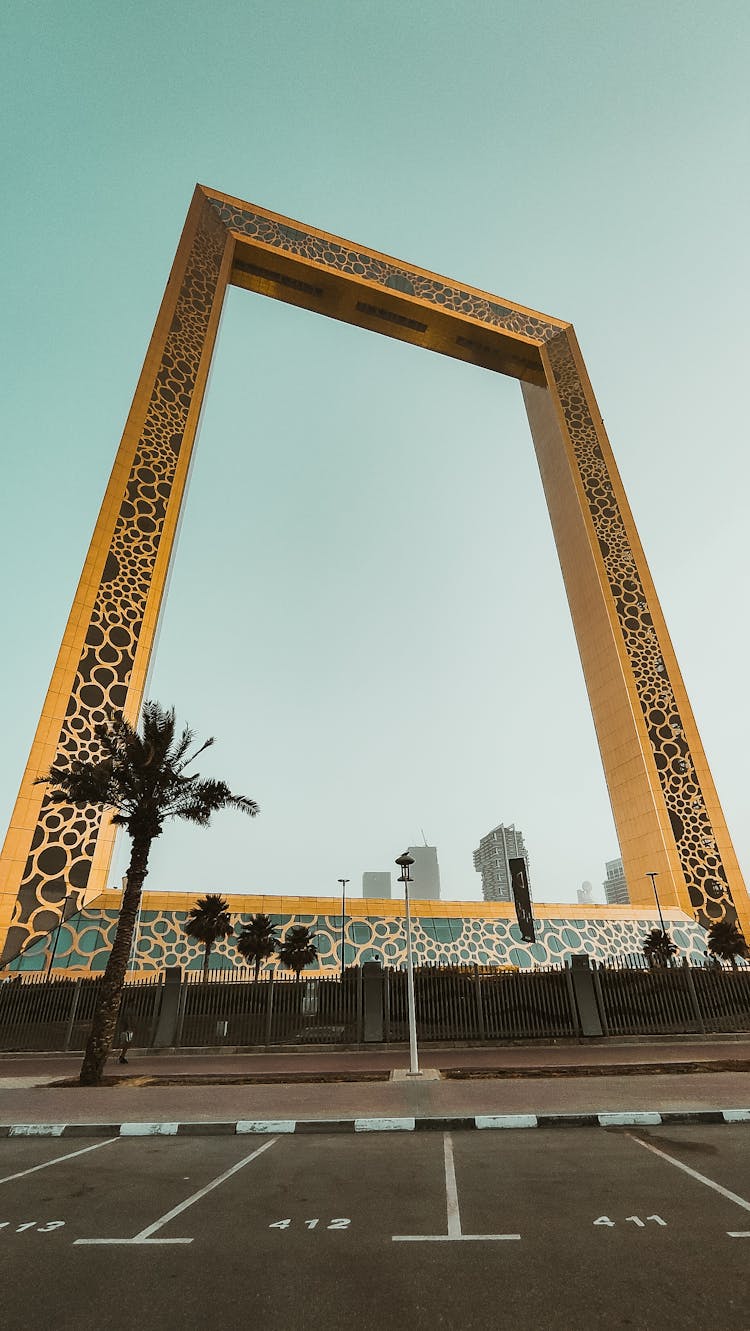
[2,1109,750,1137]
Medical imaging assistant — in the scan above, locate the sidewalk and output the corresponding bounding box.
[4,1033,750,1079]
[1,1039,749,1132]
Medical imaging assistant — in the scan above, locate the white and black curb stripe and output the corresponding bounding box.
[1,1109,750,1137]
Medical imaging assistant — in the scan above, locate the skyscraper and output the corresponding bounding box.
[406,846,441,900]
[473,824,531,903]
[362,871,392,900]
[603,857,630,906]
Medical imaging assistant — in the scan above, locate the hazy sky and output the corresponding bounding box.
[2,2,749,907]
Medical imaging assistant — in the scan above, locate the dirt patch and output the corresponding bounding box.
[444,1060,750,1079]
[51,1070,392,1088]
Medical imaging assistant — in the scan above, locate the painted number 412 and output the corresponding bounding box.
[594,1215,667,1227]
[269,1219,351,1231]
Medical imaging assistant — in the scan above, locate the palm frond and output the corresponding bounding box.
[36,702,259,842]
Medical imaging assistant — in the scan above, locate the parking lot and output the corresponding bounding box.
[2,1124,750,1329]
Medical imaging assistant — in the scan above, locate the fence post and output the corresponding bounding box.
[356,965,364,1044]
[63,979,82,1052]
[682,960,706,1034]
[563,962,578,1035]
[264,972,275,1047]
[362,962,384,1042]
[569,955,603,1036]
[383,967,391,1042]
[590,964,609,1037]
[473,964,486,1041]
[153,967,183,1047]
[147,977,164,1048]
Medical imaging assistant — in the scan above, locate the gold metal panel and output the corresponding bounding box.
[1,185,746,964]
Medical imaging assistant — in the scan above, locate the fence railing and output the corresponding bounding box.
[176,971,363,1047]
[0,974,163,1052]
[2,959,750,1051]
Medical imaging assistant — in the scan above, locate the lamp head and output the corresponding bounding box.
[395,851,414,882]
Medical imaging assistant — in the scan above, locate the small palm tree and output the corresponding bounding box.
[277,925,318,979]
[184,895,234,978]
[37,703,258,1085]
[642,927,677,968]
[707,919,749,970]
[236,913,280,981]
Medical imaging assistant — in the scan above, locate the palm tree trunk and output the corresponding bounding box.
[79,835,151,1086]
[203,942,211,979]
[254,955,261,983]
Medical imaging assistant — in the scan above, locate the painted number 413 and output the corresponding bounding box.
[594,1215,667,1228]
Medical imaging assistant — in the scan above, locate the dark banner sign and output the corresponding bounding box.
[509,857,535,943]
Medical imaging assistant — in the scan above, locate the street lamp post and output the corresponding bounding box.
[646,871,667,936]
[646,870,672,966]
[338,879,349,978]
[46,894,68,978]
[396,851,419,1076]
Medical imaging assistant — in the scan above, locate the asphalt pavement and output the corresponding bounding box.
[2,1124,750,1329]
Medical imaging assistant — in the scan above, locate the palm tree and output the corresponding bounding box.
[277,925,318,979]
[707,919,749,970]
[184,894,234,978]
[642,927,677,968]
[36,703,258,1085]
[236,913,280,981]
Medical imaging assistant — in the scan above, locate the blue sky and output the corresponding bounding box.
[1,1,749,904]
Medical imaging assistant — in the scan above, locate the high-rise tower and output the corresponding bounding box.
[473,824,531,903]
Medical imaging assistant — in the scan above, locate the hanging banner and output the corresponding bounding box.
[509,857,536,943]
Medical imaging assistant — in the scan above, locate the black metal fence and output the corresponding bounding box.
[594,959,750,1036]
[176,970,363,1047]
[0,974,163,1052]
[385,966,578,1041]
[2,960,750,1051]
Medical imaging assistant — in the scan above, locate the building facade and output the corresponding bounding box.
[603,857,630,906]
[474,824,530,903]
[8,890,710,976]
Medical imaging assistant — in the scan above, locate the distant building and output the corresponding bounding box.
[406,846,441,900]
[473,824,530,903]
[362,871,392,900]
[577,881,595,905]
[603,857,629,906]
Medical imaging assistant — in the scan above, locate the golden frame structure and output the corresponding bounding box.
[1,184,747,963]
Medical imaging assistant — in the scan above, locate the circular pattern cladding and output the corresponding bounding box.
[546,331,737,931]
[4,200,229,965]
[211,199,559,344]
[13,907,711,973]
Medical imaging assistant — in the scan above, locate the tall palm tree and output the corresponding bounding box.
[184,894,234,978]
[277,924,318,979]
[642,927,677,968]
[707,919,749,970]
[36,703,258,1085]
[236,913,280,981]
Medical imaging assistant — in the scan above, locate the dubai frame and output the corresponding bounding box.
[1,184,748,964]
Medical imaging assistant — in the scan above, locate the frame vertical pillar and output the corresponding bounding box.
[0,189,234,962]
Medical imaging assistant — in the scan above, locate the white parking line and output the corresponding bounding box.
[0,1137,118,1187]
[393,1133,521,1243]
[75,1136,279,1246]
[626,1131,750,1235]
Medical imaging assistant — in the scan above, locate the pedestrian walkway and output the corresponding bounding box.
[1,1037,750,1134]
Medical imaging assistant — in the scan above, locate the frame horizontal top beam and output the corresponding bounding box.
[202,186,566,386]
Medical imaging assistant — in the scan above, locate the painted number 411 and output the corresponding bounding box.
[594,1216,667,1228]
